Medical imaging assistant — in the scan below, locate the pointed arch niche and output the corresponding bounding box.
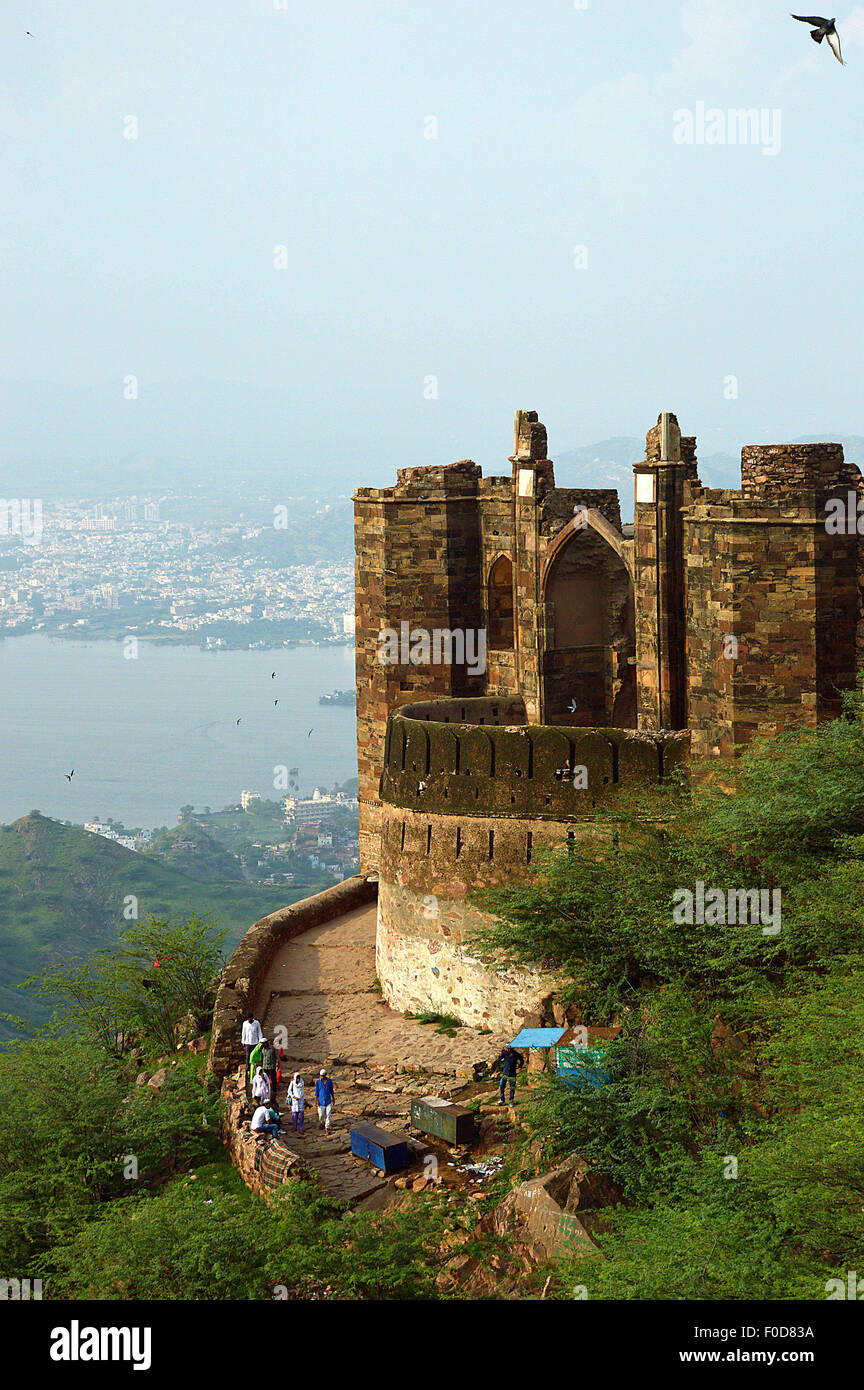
[487,554,514,649]
[541,521,636,728]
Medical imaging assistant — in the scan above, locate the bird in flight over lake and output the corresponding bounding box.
[791,15,844,63]
[271,671,275,679]
[64,769,74,781]
[236,717,242,725]
[274,699,279,707]
[307,729,314,738]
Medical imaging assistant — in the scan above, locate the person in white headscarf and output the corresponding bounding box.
[289,1071,306,1133]
[251,1065,271,1104]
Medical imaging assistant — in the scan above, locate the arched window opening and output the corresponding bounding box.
[488,555,514,649]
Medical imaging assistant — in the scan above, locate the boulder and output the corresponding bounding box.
[147,1068,168,1092]
[135,1071,151,1087]
[435,1253,479,1291]
[493,1154,606,1264]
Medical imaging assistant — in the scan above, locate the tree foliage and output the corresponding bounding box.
[471,701,864,1298]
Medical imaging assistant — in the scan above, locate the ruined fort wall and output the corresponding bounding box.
[477,478,519,700]
[353,462,485,869]
[353,430,640,868]
[632,418,696,733]
[684,444,861,760]
[377,808,580,1029]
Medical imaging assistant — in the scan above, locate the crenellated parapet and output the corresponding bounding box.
[380,698,689,822]
[374,698,688,1029]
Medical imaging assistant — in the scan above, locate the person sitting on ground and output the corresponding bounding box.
[315,1068,335,1132]
[241,1013,263,1073]
[288,1072,306,1133]
[251,1065,271,1104]
[250,1103,279,1140]
[265,1100,282,1132]
[495,1045,525,1106]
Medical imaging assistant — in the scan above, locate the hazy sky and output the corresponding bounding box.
[2,1,863,488]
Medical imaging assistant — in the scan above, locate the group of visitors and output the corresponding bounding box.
[243,1015,527,1148]
[243,1013,336,1142]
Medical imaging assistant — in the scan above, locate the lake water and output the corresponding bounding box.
[0,635,358,828]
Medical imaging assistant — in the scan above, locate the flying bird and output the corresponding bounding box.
[307,729,314,738]
[271,671,275,679]
[64,769,74,781]
[236,717,242,725]
[274,699,279,707]
[791,14,844,64]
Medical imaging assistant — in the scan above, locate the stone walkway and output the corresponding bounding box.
[257,901,511,1205]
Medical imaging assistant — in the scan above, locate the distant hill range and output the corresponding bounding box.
[0,813,313,1042]
[554,438,736,521]
[1,374,860,504]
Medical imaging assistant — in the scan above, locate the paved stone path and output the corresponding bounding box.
[257,901,511,1205]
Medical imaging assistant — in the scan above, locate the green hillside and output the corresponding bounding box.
[0,812,322,1041]
[143,819,247,883]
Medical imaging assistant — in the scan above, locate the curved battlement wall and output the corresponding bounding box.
[376,699,689,1030]
[381,698,688,821]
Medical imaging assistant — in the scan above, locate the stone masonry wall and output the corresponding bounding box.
[377,875,565,1030]
[353,462,485,869]
[375,699,689,1029]
[684,443,862,759]
[633,415,693,732]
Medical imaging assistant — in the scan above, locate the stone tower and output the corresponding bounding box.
[352,411,863,1027]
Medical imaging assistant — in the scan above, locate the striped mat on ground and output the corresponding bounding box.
[253,1137,298,1188]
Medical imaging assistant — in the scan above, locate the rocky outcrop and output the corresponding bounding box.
[493,1153,612,1264]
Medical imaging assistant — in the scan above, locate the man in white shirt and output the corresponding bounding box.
[241,1014,263,1074]
[251,1104,279,1140]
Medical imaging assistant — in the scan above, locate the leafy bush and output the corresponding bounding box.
[0,1040,220,1277]
[48,1167,449,1301]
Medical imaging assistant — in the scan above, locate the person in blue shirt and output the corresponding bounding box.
[315,1068,335,1132]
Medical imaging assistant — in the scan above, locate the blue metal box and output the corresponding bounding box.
[349,1122,411,1173]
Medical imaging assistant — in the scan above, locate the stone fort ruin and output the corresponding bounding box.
[353,410,864,1031]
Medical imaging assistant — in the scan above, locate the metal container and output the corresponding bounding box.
[553,1043,611,1089]
[410,1095,476,1146]
[349,1122,411,1173]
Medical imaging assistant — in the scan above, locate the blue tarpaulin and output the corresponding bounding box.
[508,1027,568,1049]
